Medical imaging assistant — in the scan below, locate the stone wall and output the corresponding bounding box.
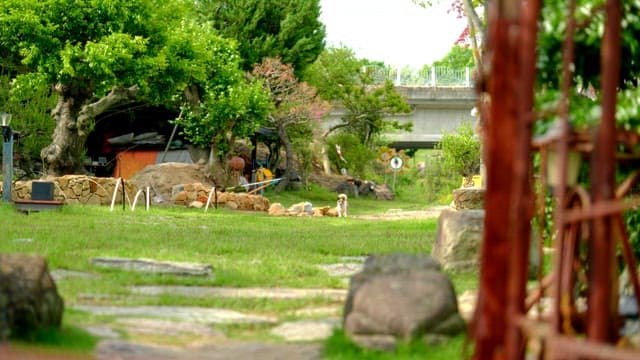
[11,176,138,205]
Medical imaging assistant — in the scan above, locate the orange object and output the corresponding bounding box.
[113,150,158,179]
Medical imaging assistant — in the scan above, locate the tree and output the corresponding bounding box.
[196,0,326,76]
[251,58,329,190]
[439,122,480,187]
[302,46,361,101]
[304,46,412,148]
[0,0,254,176]
[432,45,474,68]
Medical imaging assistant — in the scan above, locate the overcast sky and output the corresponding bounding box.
[319,0,467,69]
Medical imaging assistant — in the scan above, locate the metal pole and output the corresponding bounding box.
[587,0,621,343]
[2,125,13,203]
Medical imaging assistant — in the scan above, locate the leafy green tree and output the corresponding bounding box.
[196,0,326,76]
[439,122,480,187]
[302,46,361,100]
[174,79,272,180]
[432,45,474,68]
[0,74,56,177]
[304,46,412,148]
[251,57,329,190]
[0,0,253,176]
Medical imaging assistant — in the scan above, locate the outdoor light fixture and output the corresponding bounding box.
[546,148,582,188]
[1,112,11,142]
[0,112,10,127]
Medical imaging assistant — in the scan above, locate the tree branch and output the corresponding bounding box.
[77,85,139,136]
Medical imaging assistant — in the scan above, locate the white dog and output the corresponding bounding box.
[337,193,348,218]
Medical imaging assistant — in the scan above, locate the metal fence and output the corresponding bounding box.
[365,66,474,87]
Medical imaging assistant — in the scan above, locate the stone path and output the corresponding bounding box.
[129,285,347,300]
[52,256,365,359]
[72,305,277,324]
[95,340,323,360]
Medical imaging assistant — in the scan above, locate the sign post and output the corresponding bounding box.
[389,155,404,192]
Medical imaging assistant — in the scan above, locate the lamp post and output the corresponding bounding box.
[1,112,13,203]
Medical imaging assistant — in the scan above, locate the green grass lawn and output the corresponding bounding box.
[0,186,476,358]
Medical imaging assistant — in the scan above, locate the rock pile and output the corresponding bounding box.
[268,202,337,217]
[171,182,270,211]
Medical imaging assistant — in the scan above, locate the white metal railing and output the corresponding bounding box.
[365,65,474,87]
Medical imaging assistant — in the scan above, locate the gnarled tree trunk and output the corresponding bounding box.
[41,84,139,176]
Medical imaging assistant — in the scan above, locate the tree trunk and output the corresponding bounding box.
[41,85,139,176]
[274,122,295,191]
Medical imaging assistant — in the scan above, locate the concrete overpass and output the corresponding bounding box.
[326,86,478,149]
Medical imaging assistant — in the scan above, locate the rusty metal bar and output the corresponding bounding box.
[549,0,577,337]
[503,0,540,358]
[472,0,520,357]
[587,0,622,344]
[562,196,640,223]
[518,316,640,360]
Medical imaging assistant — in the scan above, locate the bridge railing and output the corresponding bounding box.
[365,66,474,87]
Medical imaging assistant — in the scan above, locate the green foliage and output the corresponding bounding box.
[302,46,363,100]
[0,74,56,176]
[439,123,481,184]
[341,78,412,147]
[432,45,474,68]
[324,329,469,360]
[538,1,640,90]
[10,325,97,355]
[304,46,412,147]
[176,79,272,154]
[197,0,326,76]
[326,133,377,179]
[625,209,640,261]
[418,152,461,204]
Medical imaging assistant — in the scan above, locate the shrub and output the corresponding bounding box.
[439,122,481,187]
[325,132,376,178]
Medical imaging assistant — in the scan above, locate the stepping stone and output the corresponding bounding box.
[83,325,121,339]
[340,256,367,263]
[91,257,212,276]
[96,339,322,360]
[270,319,340,342]
[290,306,342,317]
[115,318,226,338]
[317,263,363,277]
[130,286,347,300]
[73,305,276,324]
[50,269,98,281]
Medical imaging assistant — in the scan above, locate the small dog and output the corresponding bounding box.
[337,193,348,218]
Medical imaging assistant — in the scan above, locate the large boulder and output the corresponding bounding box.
[343,253,465,350]
[432,209,485,271]
[0,253,64,340]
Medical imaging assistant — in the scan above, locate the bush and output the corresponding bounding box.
[326,132,376,178]
[419,152,460,204]
[439,123,481,187]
